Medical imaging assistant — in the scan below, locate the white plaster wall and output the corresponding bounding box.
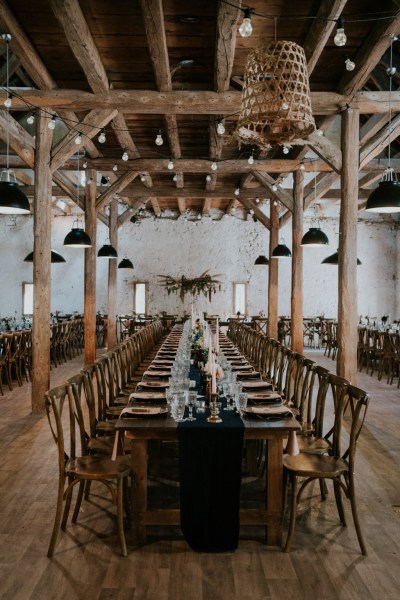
[0,211,398,321]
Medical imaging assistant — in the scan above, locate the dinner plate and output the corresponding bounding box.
[121,406,168,418]
[137,380,169,388]
[129,391,166,401]
[241,380,273,389]
[247,392,282,403]
[244,405,293,418]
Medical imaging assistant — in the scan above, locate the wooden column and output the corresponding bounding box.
[107,199,118,349]
[337,107,359,383]
[84,169,97,364]
[291,170,304,353]
[268,202,279,339]
[31,110,53,414]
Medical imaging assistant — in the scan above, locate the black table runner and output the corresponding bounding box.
[178,367,244,552]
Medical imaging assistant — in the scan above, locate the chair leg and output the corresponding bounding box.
[117,478,128,557]
[72,480,86,523]
[333,478,347,526]
[348,473,367,555]
[284,473,298,552]
[47,478,66,558]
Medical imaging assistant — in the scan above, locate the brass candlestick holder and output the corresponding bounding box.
[207,392,222,423]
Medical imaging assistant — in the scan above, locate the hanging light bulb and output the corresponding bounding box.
[140,174,146,182]
[48,116,56,130]
[248,151,254,165]
[112,163,118,172]
[239,8,253,38]
[272,184,278,192]
[155,129,163,146]
[172,174,177,182]
[281,102,289,110]
[282,145,289,155]
[4,94,12,108]
[345,57,355,72]
[82,161,88,169]
[299,163,305,171]
[334,17,347,47]
[167,159,174,170]
[211,161,218,171]
[26,113,35,125]
[234,187,240,196]
[206,174,212,182]
[98,128,106,143]
[216,117,225,135]
[122,149,129,161]
[75,132,82,145]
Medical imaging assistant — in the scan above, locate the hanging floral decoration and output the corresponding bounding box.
[158,271,222,302]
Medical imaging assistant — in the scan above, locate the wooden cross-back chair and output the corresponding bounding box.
[45,383,131,557]
[283,383,369,554]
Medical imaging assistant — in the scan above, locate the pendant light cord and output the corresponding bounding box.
[388,36,394,169]
[5,38,10,175]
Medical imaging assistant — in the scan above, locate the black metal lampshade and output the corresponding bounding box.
[24,249,66,263]
[254,255,269,265]
[0,180,30,214]
[63,222,92,248]
[97,243,118,258]
[365,180,400,213]
[118,258,134,269]
[321,250,362,265]
[272,242,292,258]
[301,227,329,246]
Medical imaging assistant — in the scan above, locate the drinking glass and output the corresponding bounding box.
[235,392,248,416]
[185,390,197,421]
[170,394,186,422]
[223,382,235,410]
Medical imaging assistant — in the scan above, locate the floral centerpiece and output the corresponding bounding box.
[158,271,222,302]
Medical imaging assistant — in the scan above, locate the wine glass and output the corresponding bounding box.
[185,390,197,421]
[235,392,248,416]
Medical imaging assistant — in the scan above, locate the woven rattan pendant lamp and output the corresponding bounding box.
[235,40,315,150]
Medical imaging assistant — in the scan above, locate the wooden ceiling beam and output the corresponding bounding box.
[151,198,161,216]
[96,171,139,212]
[202,198,212,215]
[338,13,400,96]
[304,0,348,75]
[6,88,400,114]
[50,108,118,172]
[252,172,294,212]
[304,172,340,209]
[214,0,242,92]
[359,113,400,168]
[111,113,140,159]
[177,198,186,215]
[238,197,270,229]
[304,131,342,173]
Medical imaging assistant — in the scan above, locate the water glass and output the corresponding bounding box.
[235,392,248,416]
[170,393,186,422]
[185,390,197,421]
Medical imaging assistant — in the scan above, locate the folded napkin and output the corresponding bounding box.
[121,406,166,416]
[143,370,171,378]
[241,380,273,389]
[245,404,293,418]
[236,371,260,379]
[247,392,281,403]
[129,391,166,401]
[137,380,169,389]
[147,364,173,371]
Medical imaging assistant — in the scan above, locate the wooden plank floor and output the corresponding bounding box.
[0,350,400,600]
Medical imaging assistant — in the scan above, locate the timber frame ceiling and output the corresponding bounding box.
[1,0,400,228]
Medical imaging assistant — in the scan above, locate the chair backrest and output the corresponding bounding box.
[45,384,81,475]
[331,383,369,464]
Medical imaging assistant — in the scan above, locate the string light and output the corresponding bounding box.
[334,17,347,47]
[345,57,355,71]
[206,174,212,182]
[248,151,254,165]
[112,164,118,171]
[211,161,218,171]
[155,130,163,146]
[82,161,88,169]
[122,149,129,161]
[216,117,225,135]
[282,145,289,154]
[239,8,253,38]
[140,174,146,182]
[234,187,240,196]
[26,113,35,125]
[299,163,305,171]
[167,159,174,170]
[4,94,12,108]
[272,184,278,191]
[48,116,56,130]
[172,174,177,182]
[74,132,82,145]
[98,128,106,143]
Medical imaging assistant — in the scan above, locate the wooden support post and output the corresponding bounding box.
[291,171,304,353]
[107,199,118,349]
[31,110,53,413]
[337,108,359,383]
[84,169,97,364]
[268,202,279,340]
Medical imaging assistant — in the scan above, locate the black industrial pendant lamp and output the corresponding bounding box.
[0,33,30,215]
[64,218,92,248]
[366,34,400,213]
[118,257,134,269]
[24,249,66,263]
[254,255,269,265]
[63,151,92,248]
[301,227,329,246]
[97,243,118,258]
[321,250,362,265]
[301,179,329,246]
[272,238,292,258]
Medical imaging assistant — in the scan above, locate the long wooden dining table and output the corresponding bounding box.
[116,412,301,548]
